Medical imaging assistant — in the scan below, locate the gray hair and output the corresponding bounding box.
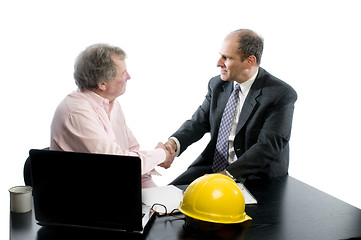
[230,29,264,65]
[74,43,126,90]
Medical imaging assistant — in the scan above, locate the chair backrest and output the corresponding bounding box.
[23,147,49,186]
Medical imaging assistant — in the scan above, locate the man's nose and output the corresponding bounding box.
[216,57,224,67]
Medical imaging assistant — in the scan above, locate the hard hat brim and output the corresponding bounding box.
[179,205,252,224]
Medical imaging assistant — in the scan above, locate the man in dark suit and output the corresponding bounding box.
[161,29,297,184]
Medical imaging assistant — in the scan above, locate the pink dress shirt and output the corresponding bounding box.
[50,90,165,188]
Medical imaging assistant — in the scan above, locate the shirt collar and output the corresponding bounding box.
[235,69,258,95]
[79,89,114,118]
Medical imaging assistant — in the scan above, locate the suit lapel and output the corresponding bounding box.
[214,81,233,129]
[235,69,264,134]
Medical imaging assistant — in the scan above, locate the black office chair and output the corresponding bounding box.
[23,147,49,186]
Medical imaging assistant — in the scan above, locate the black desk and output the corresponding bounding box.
[10,176,361,240]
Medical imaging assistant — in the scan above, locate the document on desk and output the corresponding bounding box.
[237,183,257,204]
[142,185,184,213]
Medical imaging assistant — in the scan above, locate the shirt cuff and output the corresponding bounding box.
[226,170,246,183]
[225,170,237,181]
[169,137,181,157]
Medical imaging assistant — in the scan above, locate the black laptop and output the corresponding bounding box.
[29,149,155,234]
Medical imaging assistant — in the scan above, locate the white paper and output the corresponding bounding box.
[237,183,258,204]
[142,185,184,213]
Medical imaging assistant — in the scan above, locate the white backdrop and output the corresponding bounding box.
[1,0,361,238]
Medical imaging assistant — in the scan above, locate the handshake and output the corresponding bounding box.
[155,139,177,169]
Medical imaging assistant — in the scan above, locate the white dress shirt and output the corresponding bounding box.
[227,72,257,164]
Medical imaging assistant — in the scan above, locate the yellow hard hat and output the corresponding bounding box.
[178,174,252,224]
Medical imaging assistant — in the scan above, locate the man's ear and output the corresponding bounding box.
[247,55,257,67]
[98,82,106,91]
[242,55,257,70]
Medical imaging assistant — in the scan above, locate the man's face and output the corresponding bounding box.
[217,35,249,83]
[102,56,131,101]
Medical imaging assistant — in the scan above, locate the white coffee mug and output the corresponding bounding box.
[9,186,32,213]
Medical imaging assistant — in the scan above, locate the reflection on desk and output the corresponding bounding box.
[10,176,361,240]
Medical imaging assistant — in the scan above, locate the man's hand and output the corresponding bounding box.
[156,142,176,169]
[164,139,177,153]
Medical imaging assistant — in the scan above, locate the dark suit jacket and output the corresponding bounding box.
[171,67,297,182]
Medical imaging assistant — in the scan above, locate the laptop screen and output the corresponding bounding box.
[30,149,143,232]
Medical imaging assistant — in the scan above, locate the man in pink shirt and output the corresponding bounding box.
[50,44,175,188]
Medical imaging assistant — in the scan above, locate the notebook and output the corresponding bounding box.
[29,149,155,234]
